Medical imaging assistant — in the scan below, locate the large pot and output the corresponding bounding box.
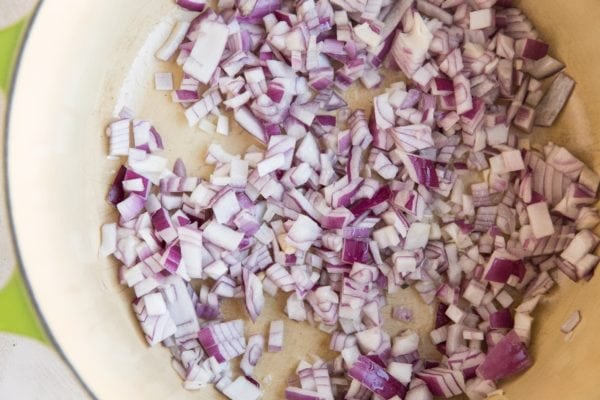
[6,1,600,399]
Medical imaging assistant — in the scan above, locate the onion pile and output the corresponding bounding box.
[101,0,600,399]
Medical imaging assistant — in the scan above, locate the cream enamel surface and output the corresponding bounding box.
[7,1,600,399]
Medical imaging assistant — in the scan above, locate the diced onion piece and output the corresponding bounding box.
[404,223,431,250]
[99,223,118,257]
[203,221,244,251]
[348,355,407,399]
[183,20,229,84]
[176,0,206,12]
[391,12,433,78]
[388,362,413,385]
[527,202,555,239]
[156,20,191,61]
[535,73,575,127]
[240,335,265,376]
[392,330,420,356]
[154,72,174,91]
[285,387,325,400]
[470,9,494,30]
[560,310,581,334]
[416,367,465,398]
[222,376,262,400]
[476,331,532,381]
[268,320,284,352]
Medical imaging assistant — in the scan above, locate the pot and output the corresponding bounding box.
[6,1,600,399]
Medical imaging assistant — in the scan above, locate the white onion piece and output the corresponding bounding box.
[388,362,413,385]
[391,12,433,78]
[561,310,581,334]
[183,20,229,84]
[527,202,555,239]
[156,20,191,61]
[240,335,265,376]
[154,72,174,91]
[268,320,284,352]
[469,9,494,30]
[99,223,118,257]
[203,221,244,251]
[392,330,419,356]
[222,376,262,400]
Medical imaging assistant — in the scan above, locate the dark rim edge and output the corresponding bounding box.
[3,2,98,399]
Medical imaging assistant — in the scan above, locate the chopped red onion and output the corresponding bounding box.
[243,270,265,322]
[527,202,554,238]
[464,378,497,400]
[392,12,433,79]
[183,20,229,84]
[516,38,549,61]
[176,0,206,12]
[381,0,415,40]
[348,355,407,399]
[405,384,433,400]
[268,320,284,352]
[483,250,525,283]
[240,334,265,376]
[284,387,325,400]
[107,119,131,158]
[416,367,465,398]
[392,330,420,356]
[197,319,246,363]
[101,0,600,398]
[99,223,118,257]
[535,72,576,127]
[525,55,565,80]
[133,294,176,346]
[202,220,244,251]
[222,375,262,400]
[156,20,191,61]
[560,310,581,334]
[154,72,174,91]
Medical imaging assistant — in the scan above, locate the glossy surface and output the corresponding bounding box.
[7,1,600,399]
